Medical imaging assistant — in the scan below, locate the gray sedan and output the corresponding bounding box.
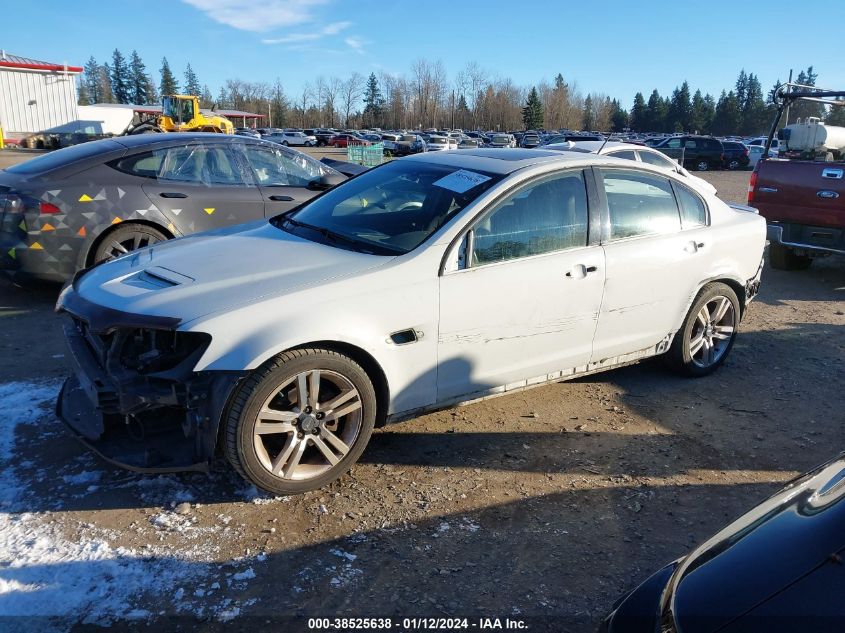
[0,134,344,282]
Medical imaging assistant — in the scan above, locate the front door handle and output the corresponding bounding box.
[269,195,295,202]
[159,192,188,198]
[685,241,705,253]
[565,264,598,279]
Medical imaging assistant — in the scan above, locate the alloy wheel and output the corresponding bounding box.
[688,295,736,368]
[252,370,363,481]
[102,231,163,260]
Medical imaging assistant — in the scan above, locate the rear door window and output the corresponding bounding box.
[674,184,708,228]
[601,169,681,240]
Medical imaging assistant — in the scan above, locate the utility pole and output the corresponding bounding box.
[784,68,793,127]
[451,90,455,130]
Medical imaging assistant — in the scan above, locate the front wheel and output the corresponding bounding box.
[727,159,741,170]
[282,141,289,146]
[695,159,710,171]
[665,283,740,377]
[223,348,376,495]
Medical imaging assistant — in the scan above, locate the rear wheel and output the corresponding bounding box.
[768,242,811,270]
[282,140,289,146]
[92,224,167,264]
[665,283,740,377]
[224,348,376,495]
[727,158,741,170]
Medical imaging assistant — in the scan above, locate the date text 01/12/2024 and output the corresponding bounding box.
[307,617,528,630]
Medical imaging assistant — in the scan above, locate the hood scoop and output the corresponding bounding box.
[126,266,196,290]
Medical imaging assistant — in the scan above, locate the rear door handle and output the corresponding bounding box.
[159,192,187,198]
[269,195,295,202]
[565,264,598,278]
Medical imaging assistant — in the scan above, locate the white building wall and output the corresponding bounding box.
[0,68,80,137]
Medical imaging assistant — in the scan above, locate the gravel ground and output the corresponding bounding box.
[0,150,843,631]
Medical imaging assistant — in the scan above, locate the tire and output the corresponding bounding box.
[727,159,741,170]
[130,125,163,135]
[768,242,811,270]
[282,141,289,146]
[695,159,710,171]
[223,348,377,495]
[665,282,740,377]
[92,223,167,264]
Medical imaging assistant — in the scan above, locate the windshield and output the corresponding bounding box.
[275,160,502,255]
[401,135,417,142]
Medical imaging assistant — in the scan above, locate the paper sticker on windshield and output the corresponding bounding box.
[433,169,491,194]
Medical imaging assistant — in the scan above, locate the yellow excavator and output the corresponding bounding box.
[128,95,234,135]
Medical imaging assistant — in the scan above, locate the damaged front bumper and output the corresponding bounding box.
[55,288,244,473]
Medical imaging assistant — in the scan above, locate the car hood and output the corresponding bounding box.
[66,221,394,328]
[664,454,845,633]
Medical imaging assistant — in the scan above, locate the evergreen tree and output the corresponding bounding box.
[826,100,845,126]
[522,86,544,129]
[216,86,229,110]
[109,49,131,104]
[712,90,742,135]
[270,78,288,128]
[690,89,715,134]
[99,63,114,103]
[129,50,148,105]
[82,56,103,103]
[77,81,91,106]
[791,66,824,121]
[668,81,693,132]
[735,70,748,110]
[160,57,178,95]
[740,73,767,135]
[199,84,214,109]
[610,99,628,132]
[644,89,667,132]
[629,92,646,132]
[362,73,384,127]
[183,63,201,96]
[145,75,159,105]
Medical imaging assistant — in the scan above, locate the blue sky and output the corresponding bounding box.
[3,0,842,106]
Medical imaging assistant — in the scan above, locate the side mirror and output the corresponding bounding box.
[308,173,346,191]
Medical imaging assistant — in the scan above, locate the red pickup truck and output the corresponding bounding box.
[748,87,845,269]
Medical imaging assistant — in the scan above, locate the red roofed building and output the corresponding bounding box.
[0,50,83,141]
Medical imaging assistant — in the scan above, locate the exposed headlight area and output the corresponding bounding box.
[57,299,244,471]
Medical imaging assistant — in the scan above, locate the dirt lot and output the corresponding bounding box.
[1,151,844,631]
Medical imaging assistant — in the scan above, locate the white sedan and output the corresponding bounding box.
[265,130,317,147]
[57,149,766,494]
[543,140,718,195]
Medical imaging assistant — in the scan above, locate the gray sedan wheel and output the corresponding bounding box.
[92,224,167,263]
[665,282,740,377]
[224,348,376,495]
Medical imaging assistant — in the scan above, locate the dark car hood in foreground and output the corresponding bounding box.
[64,221,393,328]
[665,454,845,632]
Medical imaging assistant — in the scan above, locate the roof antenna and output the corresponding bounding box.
[596,130,611,155]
